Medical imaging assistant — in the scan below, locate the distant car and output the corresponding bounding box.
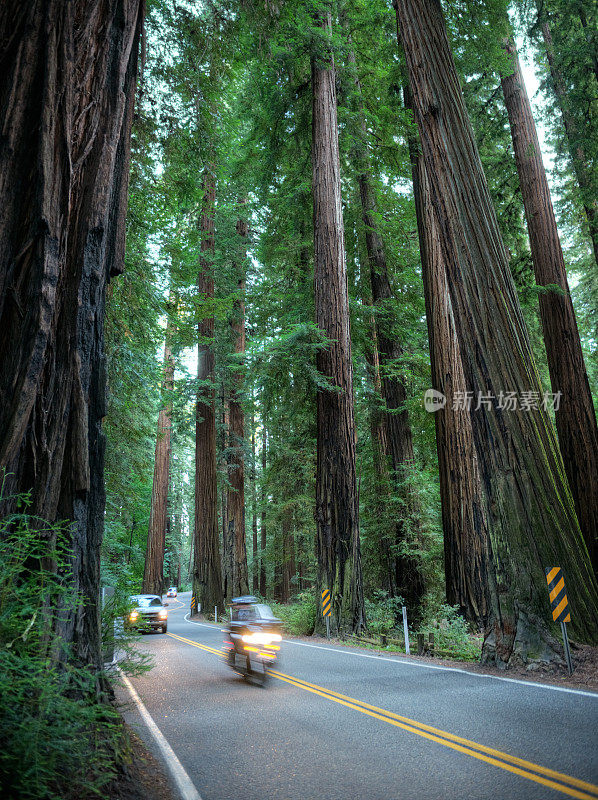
[126,594,168,633]
[166,586,177,597]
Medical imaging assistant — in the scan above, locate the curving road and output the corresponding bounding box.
[121,592,598,800]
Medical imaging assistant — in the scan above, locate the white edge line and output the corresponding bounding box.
[118,667,203,800]
[182,612,598,698]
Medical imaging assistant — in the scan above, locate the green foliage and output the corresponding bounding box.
[0,501,130,800]
[270,591,317,636]
[364,593,404,636]
[417,604,483,661]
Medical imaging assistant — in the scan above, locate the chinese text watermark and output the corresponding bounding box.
[424,389,562,413]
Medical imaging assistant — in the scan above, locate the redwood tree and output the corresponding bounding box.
[344,35,426,613]
[403,84,492,626]
[312,9,365,633]
[501,38,598,575]
[396,0,598,662]
[143,334,174,594]
[227,215,250,597]
[193,169,224,615]
[0,0,143,668]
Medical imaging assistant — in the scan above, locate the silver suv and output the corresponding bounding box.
[126,595,168,633]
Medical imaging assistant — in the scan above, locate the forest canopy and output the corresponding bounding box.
[101,0,598,664]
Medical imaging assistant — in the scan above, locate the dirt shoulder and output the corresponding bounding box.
[105,724,174,800]
[296,634,598,693]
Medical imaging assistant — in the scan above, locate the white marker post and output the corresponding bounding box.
[402,606,410,655]
[214,606,217,624]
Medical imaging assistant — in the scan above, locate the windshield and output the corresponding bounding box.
[131,596,161,608]
[232,606,257,621]
[256,604,275,619]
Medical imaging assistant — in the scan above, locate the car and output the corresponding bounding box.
[126,594,168,633]
[166,586,177,598]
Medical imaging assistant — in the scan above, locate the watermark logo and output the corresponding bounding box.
[424,389,447,413]
[423,389,562,413]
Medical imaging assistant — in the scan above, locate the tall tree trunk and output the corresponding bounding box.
[395,0,598,661]
[404,84,492,626]
[143,335,174,594]
[363,306,398,598]
[193,169,224,615]
[540,22,598,264]
[259,424,267,597]
[312,10,365,634]
[501,38,598,575]
[251,418,259,594]
[227,216,249,597]
[0,0,143,669]
[281,503,294,603]
[219,387,229,599]
[345,35,425,612]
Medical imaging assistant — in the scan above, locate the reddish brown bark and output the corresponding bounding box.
[259,425,267,597]
[404,84,492,626]
[363,304,399,597]
[143,336,174,595]
[501,39,598,574]
[396,0,598,659]
[312,10,364,633]
[193,170,223,615]
[251,417,259,594]
[227,216,249,597]
[0,0,143,668]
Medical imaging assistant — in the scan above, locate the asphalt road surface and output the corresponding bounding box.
[121,592,598,800]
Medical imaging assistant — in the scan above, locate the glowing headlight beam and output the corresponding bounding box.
[240,632,282,646]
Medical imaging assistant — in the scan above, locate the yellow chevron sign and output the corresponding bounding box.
[545,567,570,623]
[321,589,331,618]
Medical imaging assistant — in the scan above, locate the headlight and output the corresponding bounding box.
[241,632,282,646]
[129,611,138,621]
[158,611,167,619]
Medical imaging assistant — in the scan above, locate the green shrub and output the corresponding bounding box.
[270,591,316,635]
[364,592,404,636]
[417,604,482,660]
[0,496,145,799]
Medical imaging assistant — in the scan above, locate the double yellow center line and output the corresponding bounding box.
[167,632,598,800]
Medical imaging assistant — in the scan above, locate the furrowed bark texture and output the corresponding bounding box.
[251,417,259,593]
[0,0,143,668]
[312,11,365,633]
[259,425,267,597]
[363,306,399,597]
[396,0,598,660]
[227,216,249,597]
[193,170,224,614]
[501,39,598,575]
[142,337,174,595]
[404,85,493,626]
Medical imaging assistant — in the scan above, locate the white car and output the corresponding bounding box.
[166,586,177,598]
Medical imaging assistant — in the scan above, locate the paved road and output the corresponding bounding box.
[121,592,598,800]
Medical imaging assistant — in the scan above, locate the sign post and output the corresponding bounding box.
[321,589,332,638]
[402,606,410,655]
[545,567,573,674]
